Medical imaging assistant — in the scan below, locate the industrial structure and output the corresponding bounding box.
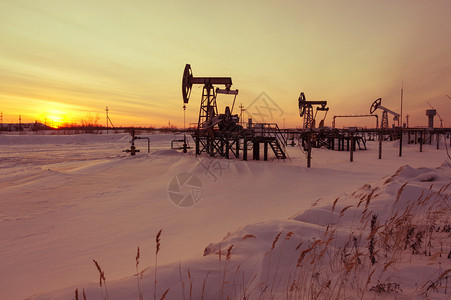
[181,64,287,160]
[426,109,437,128]
[120,64,451,168]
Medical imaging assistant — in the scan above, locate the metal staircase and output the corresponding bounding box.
[269,138,286,159]
[251,123,288,160]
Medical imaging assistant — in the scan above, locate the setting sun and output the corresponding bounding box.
[39,109,69,128]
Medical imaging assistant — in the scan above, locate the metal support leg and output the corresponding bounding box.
[420,130,423,152]
[196,137,200,156]
[253,142,259,160]
[225,140,229,159]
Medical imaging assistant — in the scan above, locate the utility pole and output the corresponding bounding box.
[104,108,117,133]
[105,106,109,134]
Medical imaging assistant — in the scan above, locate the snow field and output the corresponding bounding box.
[0,133,450,299]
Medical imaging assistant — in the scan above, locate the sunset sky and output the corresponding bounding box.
[1,0,450,128]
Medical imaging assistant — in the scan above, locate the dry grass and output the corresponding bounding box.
[76,182,449,299]
[154,229,163,300]
[92,259,109,300]
[136,246,144,300]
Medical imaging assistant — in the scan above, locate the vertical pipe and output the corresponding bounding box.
[264,142,268,161]
[400,81,403,128]
[379,131,382,159]
[350,132,354,162]
[236,138,240,158]
[243,140,247,161]
[307,133,312,168]
[183,135,187,153]
[399,127,403,157]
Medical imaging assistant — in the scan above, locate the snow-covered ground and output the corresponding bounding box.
[0,133,449,299]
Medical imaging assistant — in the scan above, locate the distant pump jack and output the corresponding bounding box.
[370,98,400,129]
[298,92,328,129]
